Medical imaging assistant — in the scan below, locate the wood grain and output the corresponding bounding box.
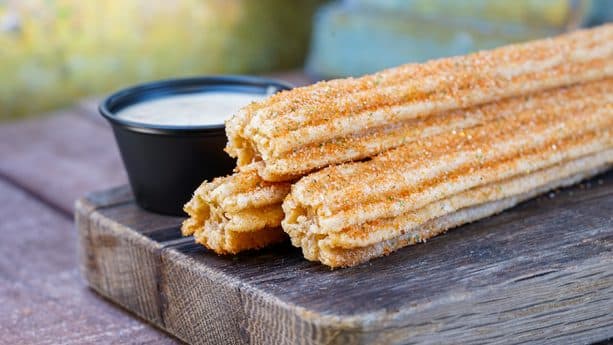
[0,180,174,345]
[0,108,127,215]
[76,187,185,327]
[77,170,613,345]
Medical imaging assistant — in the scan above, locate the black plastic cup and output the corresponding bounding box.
[99,76,292,216]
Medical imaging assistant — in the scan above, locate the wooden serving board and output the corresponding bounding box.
[75,171,613,345]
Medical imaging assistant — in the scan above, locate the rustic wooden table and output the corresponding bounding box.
[0,72,311,344]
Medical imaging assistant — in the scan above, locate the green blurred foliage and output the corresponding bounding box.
[0,0,324,121]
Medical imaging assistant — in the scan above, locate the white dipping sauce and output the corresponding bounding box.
[117,92,266,126]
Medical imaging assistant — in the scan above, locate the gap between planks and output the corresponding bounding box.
[0,170,71,219]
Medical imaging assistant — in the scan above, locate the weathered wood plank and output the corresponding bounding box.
[0,179,174,344]
[0,274,176,345]
[0,180,75,281]
[76,192,184,328]
[0,109,127,215]
[75,186,133,299]
[160,249,247,345]
[77,170,613,345]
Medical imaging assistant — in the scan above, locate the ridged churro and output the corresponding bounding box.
[303,161,611,268]
[282,84,613,267]
[226,24,613,182]
[182,162,291,254]
[185,80,612,257]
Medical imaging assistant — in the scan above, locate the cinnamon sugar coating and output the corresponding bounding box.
[282,81,613,267]
[227,25,613,181]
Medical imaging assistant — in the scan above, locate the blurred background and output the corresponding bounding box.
[1,0,611,121]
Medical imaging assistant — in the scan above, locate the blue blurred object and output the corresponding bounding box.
[589,0,613,25]
[307,0,594,78]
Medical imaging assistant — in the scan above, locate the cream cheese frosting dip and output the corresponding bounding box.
[117,92,266,126]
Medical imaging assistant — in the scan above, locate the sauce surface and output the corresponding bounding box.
[117,92,266,126]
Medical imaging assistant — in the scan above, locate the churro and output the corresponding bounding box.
[282,84,613,267]
[227,25,613,181]
[182,163,291,254]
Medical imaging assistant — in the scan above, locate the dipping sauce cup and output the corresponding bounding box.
[99,76,292,216]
